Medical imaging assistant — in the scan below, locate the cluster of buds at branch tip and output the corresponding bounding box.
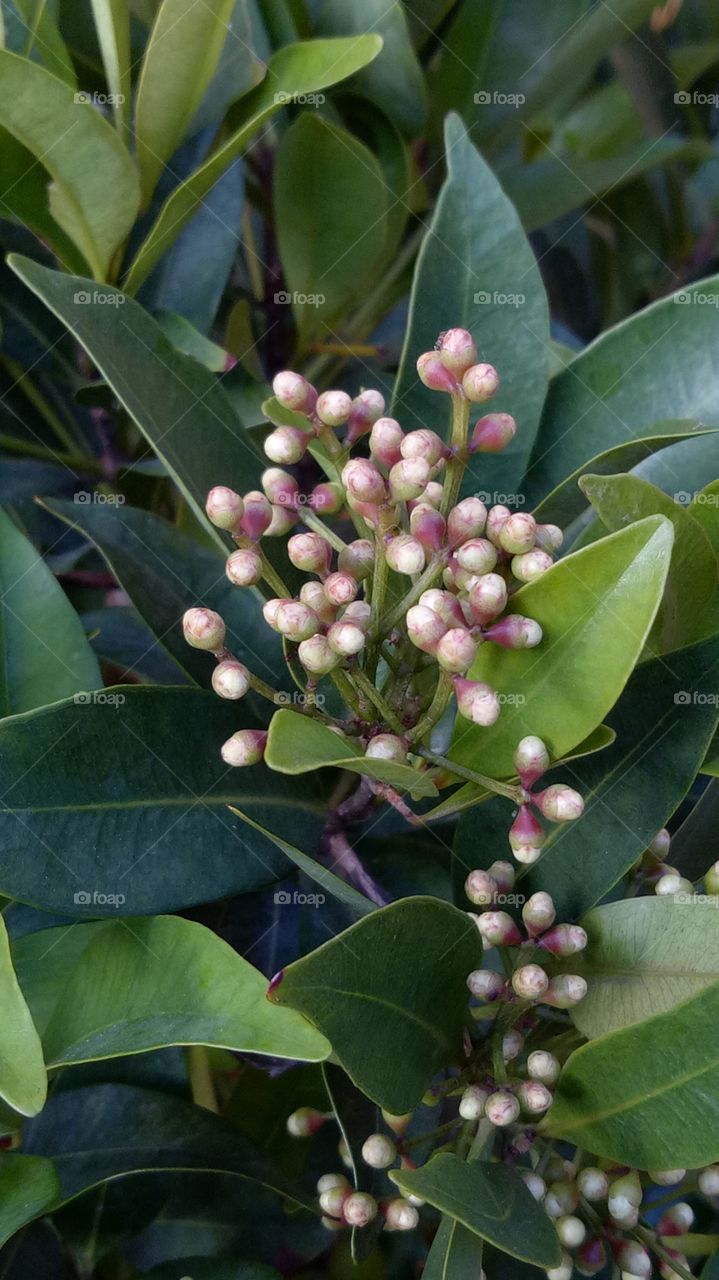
[504,736,585,865]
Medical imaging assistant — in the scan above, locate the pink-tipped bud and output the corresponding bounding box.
[406,604,447,655]
[361,1133,397,1169]
[386,534,426,575]
[272,370,317,414]
[455,538,497,576]
[543,974,587,1009]
[388,458,431,502]
[466,969,506,1001]
[275,601,320,642]
[418,480,444,509]
[183,607,226,652]
[513,735,550,786]
[649,827,672,858]
[342,458,387,505]
[369,416,403,467]
[527,1049,560,1085]
[310,482,343,514]
[576,1167,608,1201]
[264,426,308,465]
[417,351,458,393]
[488,860,515,893]
[435,626,477,675]
[226,548,262,586]
[538,925,588,957]
[338,540,374,580]
[471,412,516,453]
[454,678,500,726]
[324,572,358,607]
[659,1251,690,1280]
[327,620,366,657]
[484,615,543,649]
[287,532,332,576]
[512,963,549,1001]
[410,504,446,551]
[261,467,299,508]
[343,601,372,631]
[347,388,385,444]
[517,1080,553,1114]
[447,496,488,545]
[240,491,273,541]
[384,1198,419,1231]
[499,512,537,554]
[509,807,545,861]
[299,581,336,625]
[366,734,407,764]
[439,327,477,375]
[467,574,507,625]
[343,1192,378,1227]
[206,486,244,532]
[316,389,352,427]
[419,589,465,628]
[476,911,523,947]
[465,869,498,906]
[221,728,267,767]
[535,785,584,823]
[615,1241,651,1278]
[401,428,446,465]
[298,634,339,675]
[458,1084,490,1119]
[462,362,499,402]
[512,550,553,583]
[484,1090,520,1127]
[659,1203,694,1236]
[535,523,564,552]
[211,660,250,700]
[486,504,511,546]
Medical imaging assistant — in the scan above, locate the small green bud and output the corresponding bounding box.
[544,1181,579,1218]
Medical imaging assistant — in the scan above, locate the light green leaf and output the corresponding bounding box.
[268,897,481,1112]
[0,130,90,272]
[449,516,673,779]
[90,0,130,135]
[690,480,719,558]
[0,1153,60,1242]
[0,916,46,1115]
[1,0,76,85]
[315,0,425,136]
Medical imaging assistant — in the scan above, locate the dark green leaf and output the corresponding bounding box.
[423,1215,485,1279]
[0,1154,60,1245]
[315,0,425,136]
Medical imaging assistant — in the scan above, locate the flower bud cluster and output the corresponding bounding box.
[505,735,585,866]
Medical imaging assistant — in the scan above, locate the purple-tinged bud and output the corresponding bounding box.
[454,678,500,726]
[535,523,564,553]
[410,504,446,551]
[502,1028,524,1061]
[299,581,336,626]
[659,1251,690,1280]
[221,729,268,767]
[575,1237,607,1277]
[369,416,403,467]
[272,370,317,414]
[659,1203,694,1235]
[486,504,511,546]
[556,1216,586,1249]
[310,482,343,514]
[343,601,372,631]
[418,480,444,509]
[206,486,243,532]
[577,1167,609,1201]
[327,620,366,657]
[265,504,295,537]
[698,1165,719,1195]
[366,734,407,764]
[262,598,288,630]
[462,362,499,403]
[386,534,426,575]
[615,1241,651,1279]
[316,389,352,427]
[649,1168,686,1187]
[342,458,387,505]
[528,1049,560,1085]
[476,911,523,947]
[543,974,587,1009]
[261,467,299,508]
[439,328,477,375]
[264,426,308,465]
[512,549,553,583]
[467,574,507,625]
[484,615,543,649]
[226,548,262,586]
[406,604,447,655]
[419,590,465,628]
[436,627,478,673]
[240,491,273,541]
[518,1080,553,1114]
[275,601,320,642]
[465,869,498,906]
[513,735,550,786]
[535,785,584,823]
[521,1171,547,1202]
[458,1084,490,1119]
[417,351,458,393]
[212,660,250,700]
[488,860,515,893]
[388,458,431,502]
[649,827,671,858]
[455,538,497,575]
[510,808,545,862]
[466,968,506,1001]
[324,572,358,607]
[499,512,537,554]
[287,532,333,576]
[656,872,694,897]
[511,963,549,1001]
[447,496,488,545]
[338,539,374,580]
[384,1198,419,1231]
[183,607,226,652]
[484,1090,520,1127]
[361,1133,396,1169]
[538,925,588,957]
[401,428,446,465]
[544,1181,579,1218]
[470,412,516,453]
[343,1192,378,1227]
[298,634,338,675]
[347,388,385,444]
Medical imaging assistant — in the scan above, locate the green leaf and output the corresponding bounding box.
[671,779,719,880]
[144,1264,279,1280]
[274,114,388,345]
[0,506,101,715]
[135,0,237,205]
[449,516,673,779]
[0,130,90,273]
[0,52,139,279]
[390,1153,561,1268]
[690,481,719,558]
[322,1064,382,1261]
[13,923,108,1037]
[315,0,425,136]
[526,276,719,505]
[267,897,481,1112]
[1,0,76,85]
[0,687,325,914]
[0,1153,60,1243]
[392,114,549,496]
[0,916,46,1115]
[90,0,130,135]
[545,982,719,1168]
[21,916,329,1067]
[423,1215,485,1280]
[123,36,383,293]
[265,709,438,798]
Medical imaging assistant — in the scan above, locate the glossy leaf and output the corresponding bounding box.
[315,0,425,136]
[671,779,719,879]
[0,916,46,1115]
[90,0,130,135]
[1,0,76,84]
[322,1064,382,1261]
[268,897,481,1112]
[449,516,673,779]
[390,1153,561,1268]
[0,1154,60,1244]
[423,1215,485,1279]
[0,131,90,273]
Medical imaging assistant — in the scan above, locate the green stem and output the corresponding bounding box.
[379,552,446,635]
[418,750,524,803]
[258,549,291,599]
[403,1119,463,1150]
[409,670,454,745]
[349,667,405,735]
[298,507,347,553]
[440,393,472,518]
[635,1227,695,1280]
[330,667,364,718]
[188,1046,218,1113]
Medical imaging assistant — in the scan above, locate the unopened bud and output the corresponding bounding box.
[477,911,523,947]
[512,549,553,583]
[656,872,694,897]
[206,485,243,532]
[513,735,550,785]
[401,428,445,465]
[298,634,339,675]
[262,467,299,507]
[502,1028,524,1061]
[212,660,250,700]
[544,1181,579,1217]
[410,504,446,550]
[240,491,273,541]
[347,388,385,444]
[650,1168,686,1186]
[465,869,498,906]
[419,589,466,628]
[462,362,499,402]
[488,860,515,892]
[386,534,426,575]
[286,1105,326,1137]
[436,627,477,673]
[512,963,549,1001]
[338,539,374,580]
[272,370,317,414]
[543,974,587,1009]
[366,734,407,764]
[486,504,511,546]
[609,1170,642,1208]
[659,1203,694,1235]
[467,968,506,1001]
[468,573,507,624]
[417,350,458,393]
[275,600,320,642]
[319,1182,350,1217]
[458,1084,490,1119]
[342,458,387,505]
[324,572,359,607]
[299,581,336,625]
[546,1251,573,1280]
[499,512,537,554]
[455,538,497,576]
[264,425,308,465]
[699,1165,719,1194]
[287,532,332,575]
[343,601,372,631]
[265,504,295,537]
[262,598,288,630]
[316,389,352,426]
[416,480,444,509]
[406,604,447,655]
[659,1251,690,1280]
[361,1133,396,1169]
[522,1171,547,1201]
[535,523,563,552]
[370,416,404,466]
[510,809,545,865]
[538,925,588,957]
[454,678,500,726]
[226,548,262,586]
[318,1172,351,1195]
[527,1049,560,1084]
[577,1167,609,1201]
[221,728,267,767]
[389,458,431,502]
[385,1198,419,1231]
[484,615,543,649]
[439,328,477,374]
[485,1090,520,1127]
[447,496,487,545]
[535,785,584,823]
[183,607,225,651]
[311,482,343,514]
[327,620,366,657]
[470,412,516,453]
[615,1242,651,1279]
[556,1215,586,1249]
[343,1192,378,1227]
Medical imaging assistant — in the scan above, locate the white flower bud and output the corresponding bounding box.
[499,512,537,554]
[299,581,336,625]
[513,735,550,782]
[361,1133,397,1169]
[699,1164,719,1195]
[649,1168,686,1187]
[527,1050,560,1085]
[502,1029,524,1061]
[577,1167,609,1201]
[485,1090,520,1127]
[318,1172,351,1195]
[316,389,352,426]
[261,467,299,508]
[609,1170,642,1207]
[468,573,507,625]
[369,416,404,467]
[485,504,511,545]
[455,538,497,575]
[319,1184,350,1216]
[221,729,267,767]
[464,869,498,906]
[447,496,488,545]
[343,601,372,631]
[338,539,374,580]
[462,362,499,402]
[522,1171,546,1201]
[287,532,332,575]
[535,523,563,552]
[535,785,584,823]
[226,548,262,586]
[477,911,523,946]
[655,872,694,897]
[298,634,339,675]
[454,678,501,726]
[327,620,366,657]
[211,660,250,700]
[466,968,505,1001]
[275,601,320,642]
[511,963,549,1001]
[385,1198,419,1231]
[183,607,225,651]
[439,327,477,374]
[347,389,385,442]
[418,480,444,508]
[436,627,478,673]
[262,597,287,630]
[512,549,554,583]
[386,534,426,575]
[616,1241,652,1278]
[406,604,447,655]
[518,1080,553,1114]
[660,1202,694,1233]
[265,504,295,537]
[324,572,359,607]
[522,891,555,936]
[458,1084,490,1119]
[206,485,243,532]
[366,734,407,764]
[401,428,445,465]
[343,1192,378,1227]
[388,458,431,501]
[546,1250,573,1280]
[419,589,466,628]
[264,426,308,465]
[543,974,587,1009]
[557,1215,586,1249]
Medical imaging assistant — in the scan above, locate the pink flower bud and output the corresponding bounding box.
[386,534,426,575]
[513,735,550,786]
[265,504,296,537]
[361,1133,396,1168]
[264,426,308,465]
[384,1198,419,1231]
[465,869,498,906]
[439,327,477,375]
[436,627,478,673]
[509,806,545,859]
[272,370,317,414]
[543,974,587,1009]
[512,963,549,1001]
[485,1090,520,1127]
[522,890,555,936]
[298,634,338,675]
[498,512,536,554]
[575,1236,607,1277]
[535,523,563,552]
[615,1242,651,1278]
[528,1050,560,1085]
[338,539,374,580]
[343,601,372,631]
[455,538,497,575]
[484,615,543,649]
[316,389,352,427]
[261,467,299,508]
[512,549,553,583]
[240,491,273,541]
[535,784,584,823]
[342,458,387,505]
[419,589,465,628]
[287,532,332,575]
[517,1080,553,1113]
[275,600,320,642]
[538,925,588,957]
[347,496,381,528]
[324,572,359,607]
[488,860,515,892]
[417,480,444,509]
[369,416,404,466]
[226,548,262,587]
[388,457,431,502]
[470,412,516,453]
[476,911,523,947]
[343,1192,378,1227]
[462,362,499,402]
[454,678,500,726]
[466,969,506,1001]
[417,351,458,393]
[486,504,511,546]
[649,827,671,858]
[262,597,288,630]
[183,607,226,652]
[459,1084,491,1118]
[211,660,250,700]
[466,574,507,625]
[310,482,343,514]
[221,728,268,767]
[401,428,446,465]
[327,620,366,657]
[406,604,447,654]
[299,581,336,625]
[447,496,488,545]
[366,734,407,764]
[206,486,244,532]
[659,1203,694,1235]
[347,388,385,444]
[409,504,446,551]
